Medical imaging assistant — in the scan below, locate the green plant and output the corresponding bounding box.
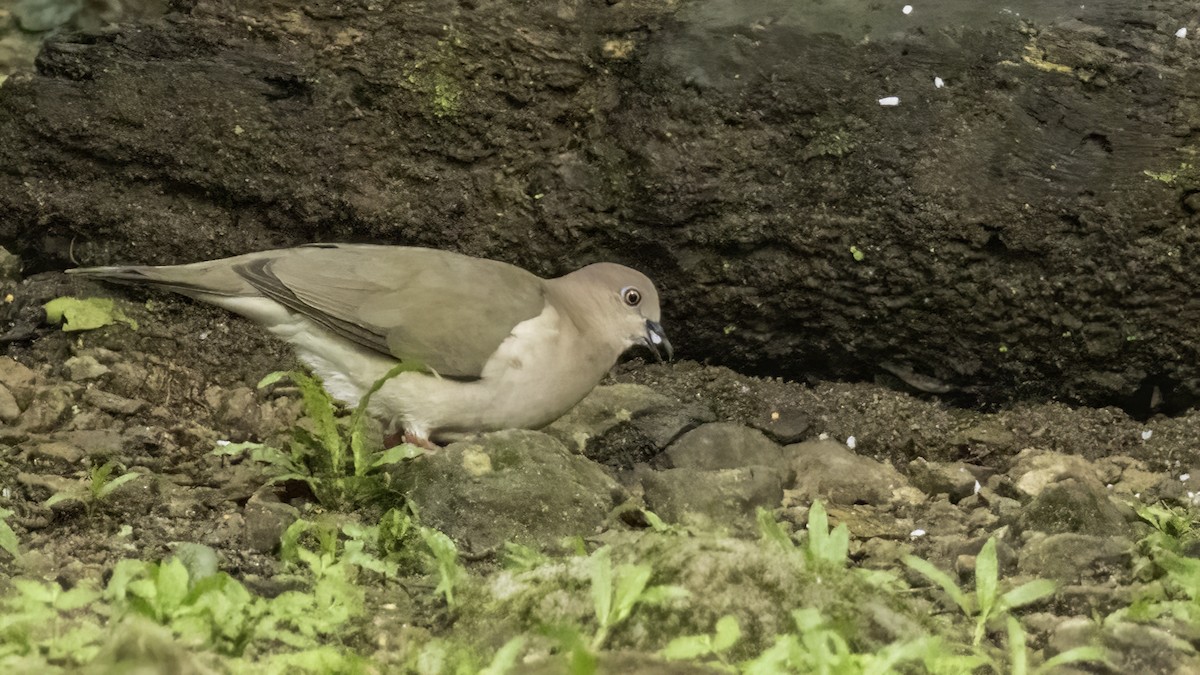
[661,614,741,669]
[421,526,463,608]
[215,364,423,508]
[905,538,1055,647]
[43,296,137,332]
[43,460,141,516]
[757,501,849,568]
[742,607,940,675]
[0,578,104,666]
[0,508,19,560]
[587,545,688,650]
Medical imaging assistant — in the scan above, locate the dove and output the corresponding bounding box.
[68,244,671,446]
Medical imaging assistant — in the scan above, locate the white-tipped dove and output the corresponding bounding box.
[68,244,672,445]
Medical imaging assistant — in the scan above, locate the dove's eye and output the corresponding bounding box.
[621,287,642,307]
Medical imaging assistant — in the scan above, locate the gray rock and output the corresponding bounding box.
[1019,478,1130,536]
[641,466,784,532]
[0,383,20,423]
[0,357,38,406]
[63,355,109,382]
[787,439,922,506]
[544,384,715,469]
[16,386,75,432]
[748,405,811,444]
[1018,533,1132,583]
[83,388,147,415]
[1103,620,1200,673]
[0,246,20,281]
[399,430,622,551]
[907,458,980,503]
[663,422,786,471]
[28,441,85,464]
[242,493,299,553]
[49,430,133,458]
[1008,449,1102,498]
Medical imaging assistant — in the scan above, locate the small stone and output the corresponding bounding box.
[51,430,131,458]
[63,355,109,382]
[1018,533,1132,583]
[0,357,38,405]
[1009,449,1102,498]
[16,386,75,432]
[663,422,786,471]
[83,388,147,415]
[545,384,715,458]
[0,246,20,281]
[787,439,917,506]
[400,430,623,550]
[1019,478,1131,536]
[28,441,86,464]
[907,458,979,502]
[0,383,20,422]
[242,492,299,553]
[750,405,811,444]
[641,466,784,532]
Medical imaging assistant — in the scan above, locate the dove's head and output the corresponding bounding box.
[556,262,673,362]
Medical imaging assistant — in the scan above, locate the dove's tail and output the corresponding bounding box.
[67,258,260,299]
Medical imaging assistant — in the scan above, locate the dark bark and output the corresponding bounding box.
[2,0,1198,412]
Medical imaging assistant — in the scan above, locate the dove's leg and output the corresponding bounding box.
[382,429,439,451]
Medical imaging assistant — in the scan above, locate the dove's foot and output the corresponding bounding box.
[383,430,439,452]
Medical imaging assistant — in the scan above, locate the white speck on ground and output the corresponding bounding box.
[910,528,926,539]
[902,5,913,15]
[846,435,857,449]
[1176,27,1187,39]
[1141,429,1153,440]
[879,96,900,106]
[934,77,945,88]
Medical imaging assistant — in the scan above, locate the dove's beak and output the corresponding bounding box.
[643,319,673,362]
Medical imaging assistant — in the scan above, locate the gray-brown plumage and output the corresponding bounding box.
[68,244,671,444]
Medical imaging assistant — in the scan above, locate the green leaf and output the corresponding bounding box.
[662,635,713,660]
[106,559,151,603]
[806,500,831,558]
[1007,616,1028,675]
[54,584,100,611]
[480,636,528,675]
[156,557,191,615]
[94,470,140,500]
[12,578,58,605]
[756,507,795,551]
[612,564,653,623]
[711,615,742,652]
[638,584,689,606]
[904,555,972,615]
[44,491,82,509]
[503,542,548,571]
[44,296,137,332]
[820,523,850,566]
[1036,645,1107,673]
[0,516,18,559]
[975,538,1000,618]
[999,579,1056,611]
[421,527,461,607]
[291,371,343,467]
[256,370,291,389]
[370,443,424,468]
[589,546,614,627]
